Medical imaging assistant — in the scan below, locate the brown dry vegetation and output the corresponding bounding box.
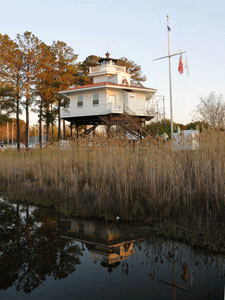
[0,130,225,228]
[1,129,225,253]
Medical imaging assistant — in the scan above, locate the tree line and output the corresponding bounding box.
[0,32,146,151]
[147,91,225,138]
[1,31,224,150]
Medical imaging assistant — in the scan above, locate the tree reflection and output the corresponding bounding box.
[0,202,82,294]
[2,201,225,297]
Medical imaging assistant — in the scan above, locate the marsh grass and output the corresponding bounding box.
[1,130,225,229]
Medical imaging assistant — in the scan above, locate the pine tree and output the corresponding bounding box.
[0,85,15,125]
[0,34,24,151]
[77,55,101,86]
[78,55,146,86]
[50,41,78,140]
[117,57,146,86]
[16,31,40,150]
[34,42,56,147]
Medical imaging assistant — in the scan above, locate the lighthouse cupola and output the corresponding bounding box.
[98,51,117,66]
[89,52,131,85]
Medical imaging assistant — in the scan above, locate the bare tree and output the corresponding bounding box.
[196,92,225,130]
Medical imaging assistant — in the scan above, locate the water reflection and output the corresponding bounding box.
[1,199,225,299]
[60,217,143,274]
[0,201,82,294]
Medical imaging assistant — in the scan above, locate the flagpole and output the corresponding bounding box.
[153,17,186,138]
[167,15,173,136]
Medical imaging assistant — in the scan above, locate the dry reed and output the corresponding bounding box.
[0,130,225,229]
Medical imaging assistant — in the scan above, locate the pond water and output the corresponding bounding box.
[1,198,225,300]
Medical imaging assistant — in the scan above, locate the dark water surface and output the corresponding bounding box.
[1,198,225,300]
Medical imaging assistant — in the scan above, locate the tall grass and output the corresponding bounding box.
[0,130,225,227]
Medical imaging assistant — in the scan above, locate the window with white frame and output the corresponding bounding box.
[93,93,99,105]
[77,95,83,107]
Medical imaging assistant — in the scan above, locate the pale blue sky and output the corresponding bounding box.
[1,0,225,125]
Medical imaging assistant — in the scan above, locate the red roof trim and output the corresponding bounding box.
[60,82,156,93]
[66,82,107,91]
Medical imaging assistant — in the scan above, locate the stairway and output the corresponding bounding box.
[80,124,99,137]
[100,105,152,140]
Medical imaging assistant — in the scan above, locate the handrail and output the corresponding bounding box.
[123,104,151,137]
[89,65,126,73]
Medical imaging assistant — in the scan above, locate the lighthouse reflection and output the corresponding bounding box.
[1,201,225,299]
[60,217,144,274]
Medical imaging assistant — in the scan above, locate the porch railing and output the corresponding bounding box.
[61,100,155,118]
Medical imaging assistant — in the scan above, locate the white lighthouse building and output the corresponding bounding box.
[59,52,157,138]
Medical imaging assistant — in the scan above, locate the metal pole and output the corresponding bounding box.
[167,15,173,136]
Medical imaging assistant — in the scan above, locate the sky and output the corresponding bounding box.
[1,0,225,125]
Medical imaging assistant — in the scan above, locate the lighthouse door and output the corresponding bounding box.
[109,95,120,112]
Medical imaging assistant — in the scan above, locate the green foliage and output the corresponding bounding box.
[185,121,206,132]
[0,34,24,96]
[117,57,146,86]
[0,34,24,150]
[16,31,40,104]
[50,41,78,140]
[146,119,180,137]
[0,85,16,125]
[34,41,58,142]
[16,31,41,148]
[0,32,148,146]
[76,55,101,86]
[50,40,78,92]
[76,55,147,86]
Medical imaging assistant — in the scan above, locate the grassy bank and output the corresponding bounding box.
[0,130,225,226]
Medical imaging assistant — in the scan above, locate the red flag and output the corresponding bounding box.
[178,54,184,74]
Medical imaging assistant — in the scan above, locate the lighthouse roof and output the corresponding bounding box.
[59,81,157,95]
[98,51,117,64]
